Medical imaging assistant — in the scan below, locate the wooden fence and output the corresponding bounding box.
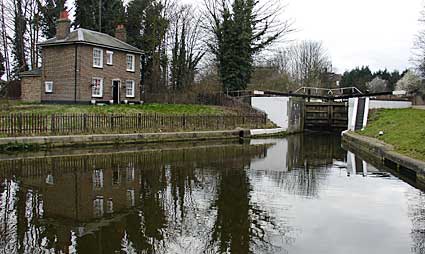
[0,113,268,136]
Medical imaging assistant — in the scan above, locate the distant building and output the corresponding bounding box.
[20,11,143,104]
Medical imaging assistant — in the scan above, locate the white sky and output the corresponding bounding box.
[68,0,423,73]
[181,0,424,72]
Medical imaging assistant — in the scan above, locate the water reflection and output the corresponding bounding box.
[0,135,424,254]
[345,148,425,254]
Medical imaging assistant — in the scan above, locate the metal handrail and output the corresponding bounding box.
[293,86,363,95]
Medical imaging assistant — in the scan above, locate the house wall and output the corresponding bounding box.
[21,76,42,102]
[41,45,77,102]
[78,45,141,103]
[41,44,141,103]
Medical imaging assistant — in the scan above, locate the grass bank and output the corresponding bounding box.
[4,102,233,115]
[359,108,425,161]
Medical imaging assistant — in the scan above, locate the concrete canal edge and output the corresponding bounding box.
[0,128,288,150]
[342,131,425,184]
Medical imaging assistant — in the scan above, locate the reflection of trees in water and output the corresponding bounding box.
[209,169,294,254]
[0,144,271,253]
[0,179,56,253]
[408,190,425,254]
[276,165,330,198]
[264,133,343,198]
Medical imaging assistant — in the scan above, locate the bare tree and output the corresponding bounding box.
[272,40,332,88]
[413,7,425,77]
[169,5,205,90]
[0,0,11,80]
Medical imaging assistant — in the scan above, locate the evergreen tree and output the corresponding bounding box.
[38,0,66,38]
[205,0,289,92]
[340,66,373,92]
[12,0,28,77]
[127,0,169,92]
[74,0,124,36]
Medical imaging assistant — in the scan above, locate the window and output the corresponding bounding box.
[112,169,121,185]
[125,80,135,98]
[93,48,103,68]
[45,81,53,93]
[106,51,113,65]
[92,169,104,189]
[127,189,135,207]
[106,198,113,214]
[126,165,134,182]
[126,54,135,72]
[92,77,103,98]
[93,197,104,217]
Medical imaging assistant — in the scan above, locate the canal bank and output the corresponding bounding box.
[0,128,288,151]
[342,131,425,184]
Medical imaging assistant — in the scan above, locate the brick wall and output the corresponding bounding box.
[41,44,141,103]
[78,45,141,103]
[41,45,77,102]
[21,76,42,102]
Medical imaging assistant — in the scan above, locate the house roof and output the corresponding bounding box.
[20,68,42,77]
[38,28,143,54]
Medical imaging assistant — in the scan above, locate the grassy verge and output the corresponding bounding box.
[359,108,425,161]
[4,102,232,115]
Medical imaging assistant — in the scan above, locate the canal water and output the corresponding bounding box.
[0,134,424,254]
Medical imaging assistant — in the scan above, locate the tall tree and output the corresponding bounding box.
[12,0,28,77]
[0,51,5,78]
[74,0,125,36]
[414,6,425,77]
[170,5,205,90]
[38,0,66,39]
[204,0,292,92]
[272,40,332,88]
[127,0,170,92]
[1,0,11,80]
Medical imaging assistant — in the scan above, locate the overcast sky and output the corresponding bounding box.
[68,0,423,73]
[282,0,423,73]
[180,0,424,73]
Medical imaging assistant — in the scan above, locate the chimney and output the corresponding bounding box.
[56,11,70,40]
[115,24,127,42]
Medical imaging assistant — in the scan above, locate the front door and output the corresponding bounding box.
[112,80,120,104]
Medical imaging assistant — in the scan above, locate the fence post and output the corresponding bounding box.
[18,113,22,134]
[83,114,87,131]
[138,113,142,129]
[51,114,55,133]
[183,114,186,129]
[110,114,114,130]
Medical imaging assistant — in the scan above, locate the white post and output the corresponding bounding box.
[362,97,370,129]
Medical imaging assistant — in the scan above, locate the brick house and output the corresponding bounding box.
[20,11,143,104]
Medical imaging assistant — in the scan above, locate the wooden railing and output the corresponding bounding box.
[0,113,268,136]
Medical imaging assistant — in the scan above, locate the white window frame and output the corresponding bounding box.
[126,54,135,72]
[93,197,104,217]
[45,81,53,93]
[106,50,113,65]
[92,77,104,98]
[125,80,135,98]
[93,48,103,68]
